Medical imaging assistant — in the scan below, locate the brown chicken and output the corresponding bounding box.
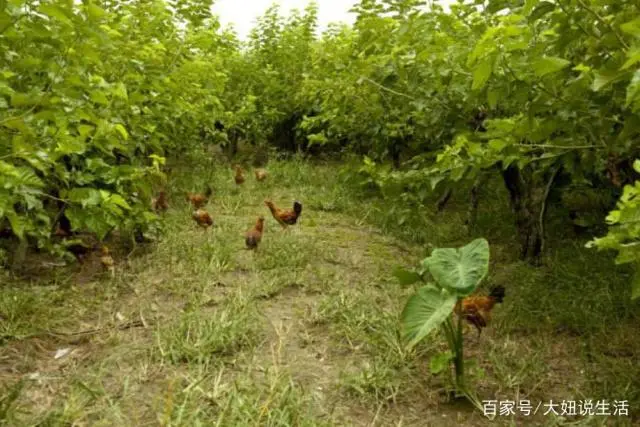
[192,209,213,230]
[152,191,169,212]
[234,165,245,185]
[100,245,115,277]
[186,186,213,209]
[457,285,505,338]
[264,200,303,229]
[254,168,268,182]
[245,216,265,250]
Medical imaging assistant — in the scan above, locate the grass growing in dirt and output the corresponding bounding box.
[1,157,639,426]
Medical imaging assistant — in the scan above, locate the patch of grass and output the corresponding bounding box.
[0,379,25,424]
[310,289,403,354]
[253,232,319,272]
[143,363,331,427]
[340,358,406,405]
[212,367,329,426]
[155,295,263,364]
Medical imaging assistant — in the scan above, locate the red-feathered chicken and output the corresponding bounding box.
[192,209,213,230]
[245,216,265,250]
[186,186,213,209]
[254,168,268,182]
[152,190,169,212]
[234,165,245,185]
[264,200,302,229]
[457,285,505,338]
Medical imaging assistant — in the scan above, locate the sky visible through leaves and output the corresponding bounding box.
[212,0,455,40]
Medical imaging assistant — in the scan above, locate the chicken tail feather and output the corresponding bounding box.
[489,285,505,303]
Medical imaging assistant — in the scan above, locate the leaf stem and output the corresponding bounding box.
[358,75,416,100]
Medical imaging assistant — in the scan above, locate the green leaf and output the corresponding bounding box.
[114,123,128,140]
[112,82,128,100]
[77,124,94,138]
[6,210,26,240]
[429,176,444,190]
[573,64,591,73]
[423,238,490,295]
[528,1,555,21]
[487,89,499,109]
[532,56,570,77]
[592,72,620,92]
[393,267,422,286]
[472,58,493,91]
[68,187,102,207]
[39,4,74,26]
[107,194,131,210]
[489,139,507,152]
[401,285,457,349]
[56,137,86,155]
[625,70,640,111]
[143,211,159,222]
[620,17,640,38]
[10,92,38,107]
[90,91,109,105]
[522,0,539,15]
[13,167,44,188]
[621,48,640,70]
[66,206,112,240]
[87,3,106,19]
[149,154,166,167]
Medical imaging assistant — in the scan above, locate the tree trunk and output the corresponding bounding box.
[465,173,487,232]
[501,164,557,265]
[391,144,401,169]
[225,129,239,160]
[436,188,453,212]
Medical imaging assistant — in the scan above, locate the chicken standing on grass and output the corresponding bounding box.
[186,186,213,208]
[457,285,505,338]
[234,165,245,185]
[254,168,268,182]
[152,190,169,212]
[245,216,265,250]
[264,200,303,230]
[192,209,213,230]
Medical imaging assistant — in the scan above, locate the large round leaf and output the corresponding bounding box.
[401,285,457,350]
[422,238,489,296]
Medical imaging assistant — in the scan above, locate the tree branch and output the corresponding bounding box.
[576,0,629,50]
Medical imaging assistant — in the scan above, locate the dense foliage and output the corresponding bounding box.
[0,0,232,263]
[1,0,639,295]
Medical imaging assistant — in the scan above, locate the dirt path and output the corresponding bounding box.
[3,162,628,426]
